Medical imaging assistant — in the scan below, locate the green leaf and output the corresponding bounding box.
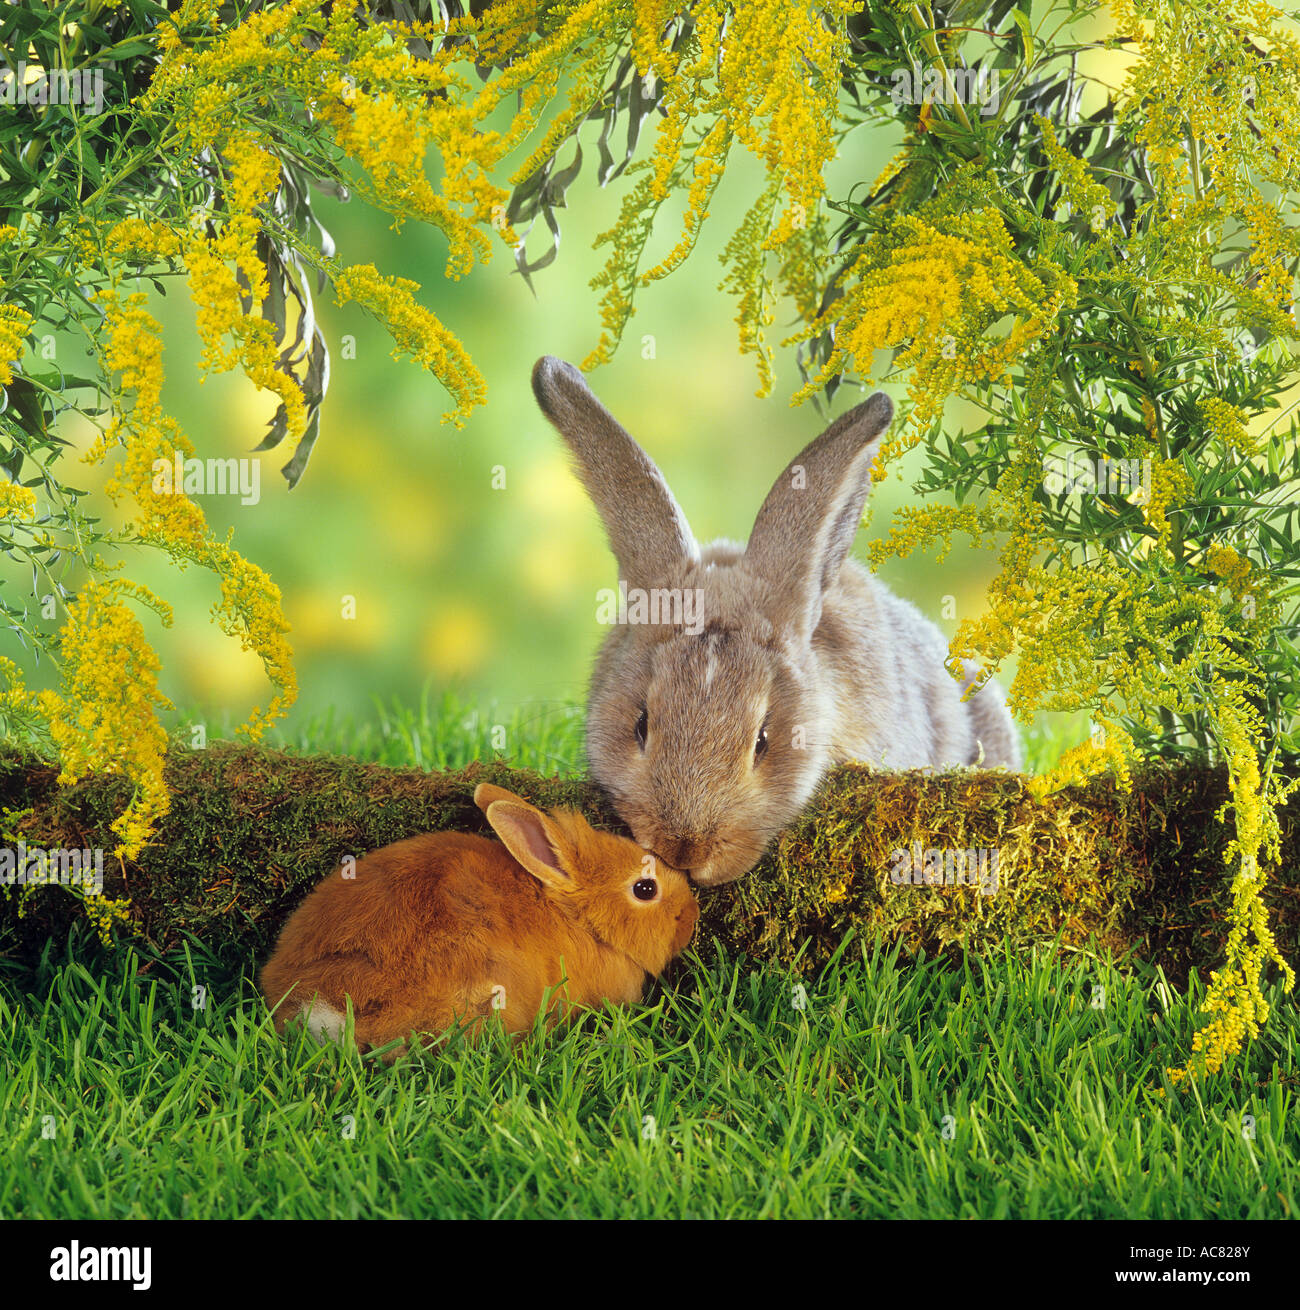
[1011,8,1036,67]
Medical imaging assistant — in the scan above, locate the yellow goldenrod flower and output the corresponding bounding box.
[34,579,174,861]
[0,480,36,521]
[0,303,32,386]
[1205,544,1252,595]
[334,262,486,423]
[1199,396,1256,456]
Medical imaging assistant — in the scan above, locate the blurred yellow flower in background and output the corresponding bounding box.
[421,602,491,680]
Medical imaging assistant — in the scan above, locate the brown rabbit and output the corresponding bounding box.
[260,783,699,1061]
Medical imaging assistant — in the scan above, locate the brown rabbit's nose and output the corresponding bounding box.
[656,836,711,871]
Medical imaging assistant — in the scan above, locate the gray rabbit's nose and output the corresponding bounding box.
[655,836,711,871]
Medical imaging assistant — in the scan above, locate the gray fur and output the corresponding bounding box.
[532,356,1022,887]
[532,357,698,591]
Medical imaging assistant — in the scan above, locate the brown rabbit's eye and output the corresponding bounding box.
[632,878,658,901]
[754,724,769,761]
[635,707,648,750]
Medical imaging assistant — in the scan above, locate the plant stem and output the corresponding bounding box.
[908,4,973,132]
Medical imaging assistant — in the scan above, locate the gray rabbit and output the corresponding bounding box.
[533,357,1020,886]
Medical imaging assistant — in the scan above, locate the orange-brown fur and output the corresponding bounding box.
[260,785,698,1061]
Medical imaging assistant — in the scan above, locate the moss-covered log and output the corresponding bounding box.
[1,744,1297,984]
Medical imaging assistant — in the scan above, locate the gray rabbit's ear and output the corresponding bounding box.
[744,393,894,642]
[532,357,699,591]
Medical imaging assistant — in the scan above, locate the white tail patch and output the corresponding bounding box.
[301,999,346,1044]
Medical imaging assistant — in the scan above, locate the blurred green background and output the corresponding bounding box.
[19,105,1077,761]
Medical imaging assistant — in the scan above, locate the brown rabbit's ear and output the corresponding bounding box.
[744,392,894,644]
[532,356,699,593]
[485,800,577,893]
[473,782,524,814]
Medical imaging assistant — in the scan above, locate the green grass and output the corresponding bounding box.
[3,694,1293,1220]
[1,937,1295,1219]
[259,686,590,776]
[184,682,1084,779]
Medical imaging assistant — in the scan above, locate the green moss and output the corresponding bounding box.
[0,744,1295,985]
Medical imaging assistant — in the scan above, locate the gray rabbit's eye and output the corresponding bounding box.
[754,724,769,761]
[635,707,648,749]
[632,878,658,901]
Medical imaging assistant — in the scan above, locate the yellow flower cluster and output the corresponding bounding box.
[88,289,207,552]
[1025,721,1132,801]
[83,285,298,773]
[156,0,220,59]
[0,303,32,387]
[1035,115,1118,238]
[1198,396,1255,456]
[639,118,733,287]
[1119,1,1300,342]
[81,894,136,947]
[793,203,1078,460]
[720,0,853,246]
[956,562,1122,724]
[628,0,681,81]
[472,0,610,194]
[207,545,297,740]
[333,264,486,424]
[867,502,985,569]
[569,0,857,384]
[0,481,36,521]
[1205,544,1252,597]
[1238,199,1300,338]
[1141,457,1192,553]
[182,137,311,448]
[1167,691,1297,1083]
[104,218,181,263]
[717,180,781,395]
[30,579,174,860]
[319,87,494,279]
[1106,0,1150,42]
[144,0,517,421]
